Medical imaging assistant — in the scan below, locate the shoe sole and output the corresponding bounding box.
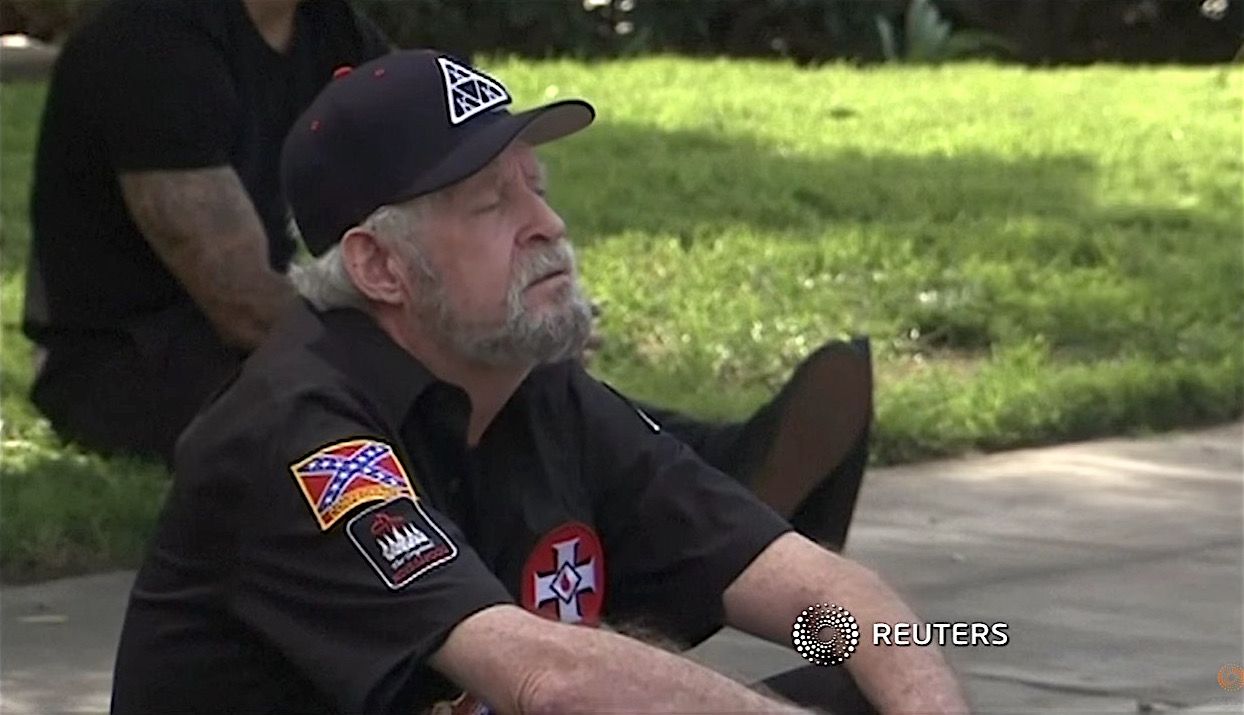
[751,341,872,547]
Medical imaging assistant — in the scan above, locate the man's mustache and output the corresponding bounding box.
[515,242,576,289]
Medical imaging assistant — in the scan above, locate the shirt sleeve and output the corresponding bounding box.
[230,394,514,714]
[87,3,237,171]
[349,2,396,58]
[571,368,794,646]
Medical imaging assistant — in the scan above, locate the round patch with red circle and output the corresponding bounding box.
[520,522,605,626]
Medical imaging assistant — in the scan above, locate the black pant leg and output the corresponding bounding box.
[756,665,878,714]
[633,402,722,456]
[635,402,749,476]
[30,305,243,464]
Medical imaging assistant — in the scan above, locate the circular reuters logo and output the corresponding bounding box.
[792,603,859,666]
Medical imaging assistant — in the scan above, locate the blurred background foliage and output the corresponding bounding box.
[2,0,1240,65]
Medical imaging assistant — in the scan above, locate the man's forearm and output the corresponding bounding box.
[819,560,966,714]
[725,533,969,714]
[195,263,296,350]
[536,623,805,713]
[120,167,299,351]
[434,605,804,714]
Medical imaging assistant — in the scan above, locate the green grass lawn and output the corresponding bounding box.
[2,59,1242,581]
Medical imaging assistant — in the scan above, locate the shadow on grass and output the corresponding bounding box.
[546,120,1241,258]
[546,120,1101,243]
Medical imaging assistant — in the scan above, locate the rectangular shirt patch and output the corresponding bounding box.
[290,439,416,530]
[347,497,458,589]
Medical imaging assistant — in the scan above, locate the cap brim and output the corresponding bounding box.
[391,99,595,204]
[512,99,596,146]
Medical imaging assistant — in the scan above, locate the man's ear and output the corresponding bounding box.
[340,229,406,305]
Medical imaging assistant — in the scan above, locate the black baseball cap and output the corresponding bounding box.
[281,49,595,256]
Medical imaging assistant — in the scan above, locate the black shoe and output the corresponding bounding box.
[662,338,874,550]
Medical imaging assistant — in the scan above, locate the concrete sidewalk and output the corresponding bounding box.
[0,41,59,83]
[3,423,1242,713]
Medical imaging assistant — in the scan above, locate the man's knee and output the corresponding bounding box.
[30,344,166,458]
[29,320,241,461]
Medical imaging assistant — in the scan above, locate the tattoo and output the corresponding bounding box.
[119,167,295,348]
[120,167,256,248]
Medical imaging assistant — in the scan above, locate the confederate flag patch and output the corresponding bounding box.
[289,439,416,531]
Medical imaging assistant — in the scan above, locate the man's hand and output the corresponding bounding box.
[724,532,970,714]
[120,167,297,351]
[431,604,808,713]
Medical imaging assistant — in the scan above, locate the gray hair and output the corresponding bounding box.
[289,169,592,368]
[288,200,429,311]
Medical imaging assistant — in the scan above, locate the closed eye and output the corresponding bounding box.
[473,196,502,213]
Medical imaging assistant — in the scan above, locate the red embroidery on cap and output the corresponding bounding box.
[373,68,387,77]
[310,119,321,132]
[332,65,353,79]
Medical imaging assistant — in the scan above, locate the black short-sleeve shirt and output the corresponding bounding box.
[22,0,390,344]
[111,305,792,714]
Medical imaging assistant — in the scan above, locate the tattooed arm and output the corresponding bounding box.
[119,167,298,351]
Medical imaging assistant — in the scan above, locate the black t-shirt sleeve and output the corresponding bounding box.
[572,369,794,645]
[349,2,396,58]
[88,3,237,171]
[232,395,513,714]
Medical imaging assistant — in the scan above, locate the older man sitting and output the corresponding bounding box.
[110,50,963,715]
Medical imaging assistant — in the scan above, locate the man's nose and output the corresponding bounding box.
[519,192,567,246]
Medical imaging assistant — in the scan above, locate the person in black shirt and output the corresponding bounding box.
[23,0,391,456]
[22,0,869,546]
[110,49,966,715]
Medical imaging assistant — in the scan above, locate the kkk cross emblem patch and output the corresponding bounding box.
[521,522,605,625]
[348,497,457,590]
[289,439,416,531]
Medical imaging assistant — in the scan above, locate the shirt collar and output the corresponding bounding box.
[304,304,438,426]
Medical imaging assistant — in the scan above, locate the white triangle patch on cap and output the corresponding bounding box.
[436,56,511,125]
